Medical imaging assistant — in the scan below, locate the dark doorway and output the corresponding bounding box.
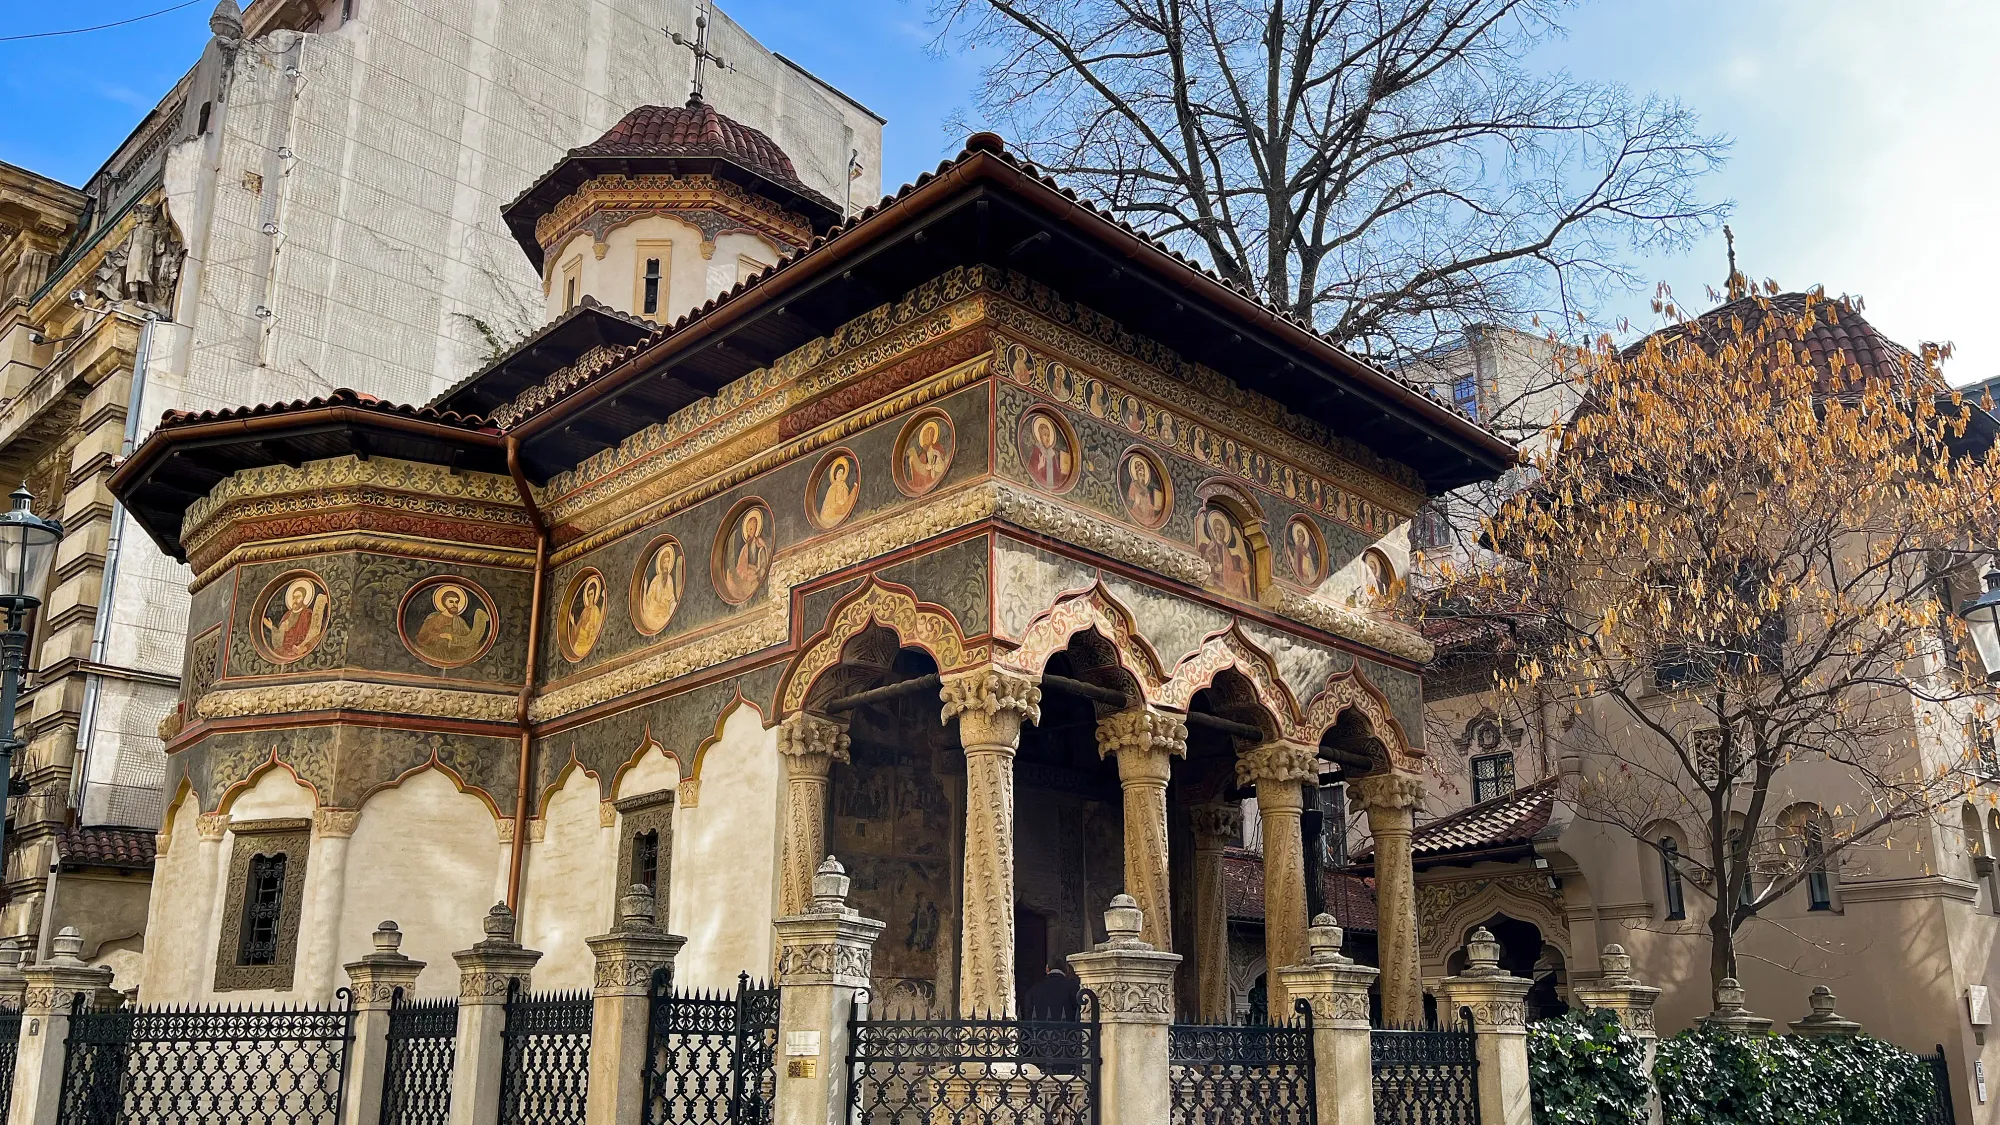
[1015,906,1050,1016]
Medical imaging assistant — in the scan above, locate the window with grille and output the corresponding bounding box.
[633,829,660,896]
[1470,752,1515,803]
[641,259,662,315]
[1660,838,1687,920]
[240,852,288,966]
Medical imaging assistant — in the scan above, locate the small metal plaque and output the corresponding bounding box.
[788,1059,818,1079]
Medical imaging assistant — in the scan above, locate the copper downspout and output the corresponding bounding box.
[504,436,550,911]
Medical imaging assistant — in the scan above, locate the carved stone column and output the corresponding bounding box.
[1237,740,1319,1014]
[1095,707,1187,953]
[1067,896,1182,1125]
[772,857,885,1125]
[1188,802,1242,1022]
[1437,928,1534,1125]
[448,905,543,1125]
[584,886,687,1125]
[342,922,427,1125]
[1275,915,1380,1125]
[777,713,851,918]
[10,928,115,1125]
[939,665,1041,1017]
[1572,944,1663,1125]
[1351,771,1426,1027]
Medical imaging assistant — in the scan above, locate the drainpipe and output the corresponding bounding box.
[503,437,549,911]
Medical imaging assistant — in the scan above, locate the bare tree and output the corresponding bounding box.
[934,0,1730,358]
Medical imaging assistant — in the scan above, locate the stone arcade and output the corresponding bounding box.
[105,115,1513,1114]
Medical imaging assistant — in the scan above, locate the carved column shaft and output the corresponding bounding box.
[1097,708,1187,954]
[1189,803,1242,1022]
[777,714,850,918]
[941,667,1040,1017]
[1353,771,1426,1028]
[1238,741,1318,1016]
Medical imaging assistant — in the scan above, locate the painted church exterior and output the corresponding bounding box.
[108,109,1512,1028]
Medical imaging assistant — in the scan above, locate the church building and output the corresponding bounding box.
[108,104,1513,1024]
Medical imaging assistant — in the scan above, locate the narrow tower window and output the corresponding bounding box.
[240,852,288,966]
[642,258,662,315]
[1660,838,1686,920]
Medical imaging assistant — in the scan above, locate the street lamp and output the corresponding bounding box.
[1959,565,2000,683]
[0,487,61,870]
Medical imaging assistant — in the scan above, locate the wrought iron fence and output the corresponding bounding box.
[497,984,592,1125]
[1923,1044,1958,1125]
[642,970,780,1125]
[0,1008,21,1120]
[1371,1013,1479,1125]
[1169,1002,1317,1125]
[56,992,353,1125]
[847,991,1100,1125]
[379,992,457,1125]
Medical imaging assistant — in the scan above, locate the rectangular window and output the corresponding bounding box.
[1471,752,1515,804]
[633,829,660,896]
[240,853,288,965]
[562,256,582,313]
[215,818,311,991]
[1661,839,1687,920]
[1452,373,1480,418]
[615,791,676,916]
[634,240,672,321]
[1804,821,1832,911]
[642,259,662,315]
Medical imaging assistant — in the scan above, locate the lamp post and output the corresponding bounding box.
[1959,566,2000,683]
[0,487,62,877]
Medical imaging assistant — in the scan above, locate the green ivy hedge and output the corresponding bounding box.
[1654,1029,1940,1125]
[1527,1009,1650,1125]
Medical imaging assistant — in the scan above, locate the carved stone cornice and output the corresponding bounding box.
[1235,740,1320,786]
[1349,771,1426,813]
[527,604,788,722]
[196,681,518,725]
[940,665,1042,748]
[182,456,525,558]
[192,534,536,595]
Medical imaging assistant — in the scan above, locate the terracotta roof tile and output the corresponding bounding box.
[1633,291,1927,391]
[1223,847,1379,931]
[57,826,157,870]
[1356,777,1560,865]
[156,387,496,433]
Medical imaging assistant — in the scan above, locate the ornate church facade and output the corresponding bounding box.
[108,114,1511,1026]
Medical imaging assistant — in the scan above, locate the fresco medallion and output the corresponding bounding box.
[399,576,498,669]
[806,448,862,531]
[1117,447,1172,529]
[558,567,608,663]
[630,535,686,637]
[713,499,775,605]
[1016,406,1079,494]
[251,570,332,665]
[892,409,955,497]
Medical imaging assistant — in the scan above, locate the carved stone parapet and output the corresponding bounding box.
[22,928,115,1016]
[453,904,542,1005]
[1235,740,1320,786]
[1571,944,1661,1036]
[345,921,426,1011]
[1349,771,1426,813]
[939,665,1042,747]
[1066,897,1183,1027]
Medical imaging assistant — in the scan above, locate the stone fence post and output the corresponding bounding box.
[1274,914,1379,1125]
[1437,927,1533,1125]
[1067,895,1181,1125]
[448,904,543,1125]
[1788,986,1862,1037]
[585,886,686,1125]
[0,940,27,1012]
[772,857,884,1125]
[342,922,426,1125]
[1571,943,1662,1125]
[7,928,114,1125]
[1700,977,1772,1034]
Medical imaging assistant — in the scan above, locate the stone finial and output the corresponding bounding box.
[49,927,85,965]
[1459,927,1505,978]
[1599,943,1634,985]
[811,856,852,911]
[0,938,23,973]
[208,0,244,39]
[372,921,404,956]
[1305,913,1352,965]
[618,885,658,930]
[1703,976,1774,1033]
[480,903,518,946]
[1715,977,1745,1009]
[1789,985,1862,1037]
[1096,895,1152,952]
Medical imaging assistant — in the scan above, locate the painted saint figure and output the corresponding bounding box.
[1120,450,1169,528]
[814,453,859,528]
[633,538,684,635]
[1020,410,1074,491]
[565,570,606,661]
[1287,517,1324,586]
[718,504,773,603]
[261,575,329,663]
[896,412,955,496]
[412,583,492,667]
[1197,507,1254,599]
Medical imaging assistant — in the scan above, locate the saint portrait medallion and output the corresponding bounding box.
[1283,515,1327,588]
[1195,504,1256,600]
[250,570,332,665]
[713,499,775,605]
[1361,547,1398,610]
[399,576,498,669]
[892,409,956,497]
[806,448,862,531]
[1117,447,1172,529]
[558,567,608,663]
[1016,407,1078,494]
[630,534,686,637]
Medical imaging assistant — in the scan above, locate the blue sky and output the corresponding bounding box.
[4,0,1995,381]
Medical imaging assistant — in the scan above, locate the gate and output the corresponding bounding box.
[847,991,1099,1125]
[642,969,780,1125]
[379,992,457,1125]
[497,984,592,1125]
[56,993,352,1125]
[1370,1015,1479,1125]
[1923,1044,1958,1125]
[0,1009,21,1120]
[1169,1003,1316,1125]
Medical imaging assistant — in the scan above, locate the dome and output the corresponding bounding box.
[574,99,811,193]
[1637,290,1927,390]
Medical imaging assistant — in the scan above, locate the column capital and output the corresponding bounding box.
[453,904,543,1005]
[778,712,851,772]
[315,808,361,839]
[197,811,230,840]
[22,928,115,1016]
[940,665,1041,747]
[1349,771,1426,814]
[1437,928,1532,1032]
[1188,801,1243,847]
[587,886,688,998]
[344,921,427,1011]
[774,857,886,989]
[1570,944,1661,1036]
[1235,740,1319,788]
[1095,707,1188,763]
[1275,915,1380,1028]
[1066,896,1183,1027]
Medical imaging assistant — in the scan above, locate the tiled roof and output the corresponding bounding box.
[1356,777,1560,865]
[156,387,495,433]
[577,100,818,196]
[1633,291,1927,390]
[1223,847,1379,931]
[57,826,157,870]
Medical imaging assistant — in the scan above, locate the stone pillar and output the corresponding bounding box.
[8,928,114,1125]
[342,922,427,1125]
[448,905,543,1125]
[1095,707,1188,953]
[1188,802,1242,1022]
[1068,896,1181,1125]
[1275,915,1380,1125]
[777,714,851,918]
[584,886,687,1125]
[1700,977,1773,1034]
[0,939,27,1012]
[1788,985,1862,1037]
[1237,740,1319,1014]
[773,857,885,1125]
[939,666,1041,1017]
[1437,928,1534,1125]
[1351,771,1426,1027]
[1572,944,1662,1125]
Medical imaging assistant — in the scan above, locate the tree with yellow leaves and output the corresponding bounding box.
[1428,286,2000,991]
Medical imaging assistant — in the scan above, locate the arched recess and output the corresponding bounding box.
[215,754,321,816]
[779,578,976,716]
[1157,625,1300,729]
[607,731,684,801]
[1298,665,1422,775]
[1000,582,1167,701]
[354,753,507,826]
[1194,480,1274,598]
[1416,876,1572,977]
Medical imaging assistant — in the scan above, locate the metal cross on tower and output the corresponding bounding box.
[665,2,733,104]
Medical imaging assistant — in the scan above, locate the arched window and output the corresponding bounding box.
[1660,838,1686,921]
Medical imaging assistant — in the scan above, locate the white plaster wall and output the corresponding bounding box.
[136,797,211,1003]
[337,768,502,997]
[667,702,781,989]
[545,219,782,326]
[519,767,617,989]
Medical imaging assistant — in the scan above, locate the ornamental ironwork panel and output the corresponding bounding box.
[56,993,353,1125]
[0,1009,21,1121]
[498,985,592,1125]
[1370,1020,1478,1125]
[1923,1045,1958,1125]
[846,992,1099,1125]
[379,993,457,1125]
[1169,1003,1317,1125]
[642,969,780,1125]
